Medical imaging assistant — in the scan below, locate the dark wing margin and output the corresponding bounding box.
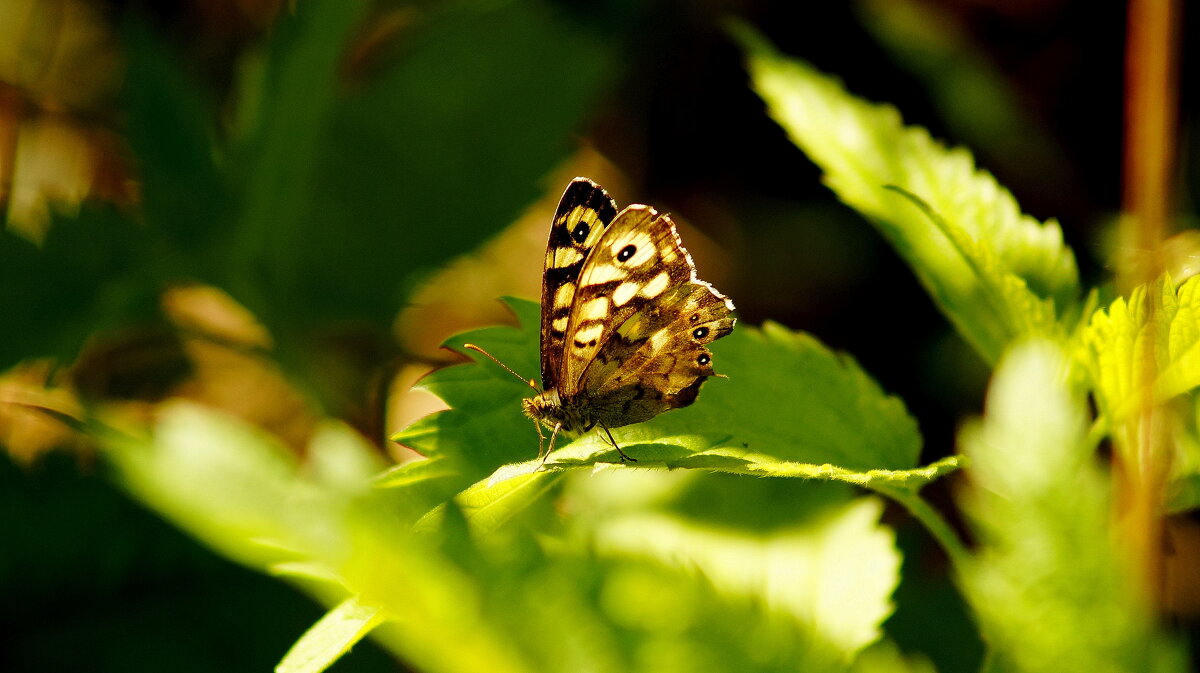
[540,178,619,391]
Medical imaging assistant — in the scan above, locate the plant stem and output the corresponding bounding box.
[877,485,971,571]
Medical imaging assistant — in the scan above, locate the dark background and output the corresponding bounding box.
[2,0,1195,670]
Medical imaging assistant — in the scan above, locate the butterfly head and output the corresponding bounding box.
[522,388,586,435]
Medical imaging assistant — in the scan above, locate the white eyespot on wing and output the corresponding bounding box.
[552,247,584,268]
[640,271,671,299]
[612,281,640,307]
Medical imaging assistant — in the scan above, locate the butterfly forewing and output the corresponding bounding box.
[526,177,735,448]
[540,178,618,391]
[560,204,734,401]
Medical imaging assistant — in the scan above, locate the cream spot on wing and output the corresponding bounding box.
[582,297,609,321]
[554,283,574,310]
[552,315,568,331]
[649,328,671,351]
[583,263,627,284]
[612,281,639,306]
[567,207,596,227]
[552,247,584,268]
[640,271,671,298]
[584,221,605,247]
[574,322,604,345]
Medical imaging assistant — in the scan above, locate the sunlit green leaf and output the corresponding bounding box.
[1084,275,1200,421]
[592,498,900,660]
[489,451,961,492]
[397,297,932,478]
[957,340,1187,673]
[99,402,534,673]
[738,26,1079,363]
[275,596,385,673]
[99,401,349,570]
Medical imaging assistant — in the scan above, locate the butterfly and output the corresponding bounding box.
[467,178,735,465]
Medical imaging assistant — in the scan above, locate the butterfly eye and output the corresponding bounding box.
[571,222,590,244]
[617,244,637,262]
[697,354,711,366]
[692,326,709,339]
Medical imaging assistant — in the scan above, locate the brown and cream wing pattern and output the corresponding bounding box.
[539,178,618,392]
[558,205,735,403]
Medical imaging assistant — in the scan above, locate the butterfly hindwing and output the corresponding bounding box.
[580,258,735,428]
[540,178,618,391]
[558,204,735,408]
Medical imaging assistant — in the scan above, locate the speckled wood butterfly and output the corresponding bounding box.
[468,178,735,464]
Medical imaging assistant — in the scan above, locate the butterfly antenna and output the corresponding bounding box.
[463,343,539,391]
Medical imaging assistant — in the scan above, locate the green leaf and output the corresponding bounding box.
[1166,394,1200,513]
[99,401,538,673]
[490,451,961,492]
[228,0,616,333]
[276,596,385,673]
[98,401,352,570]
[957,340,1187,673]
[1079,275,1200,514]
[421,471,562,537]
[396,297,941,482]
[225,0,368,326]
[373,455,461,489]
[592,498,901,660]
[1084,274,1200,421]
[737,26,1079,364]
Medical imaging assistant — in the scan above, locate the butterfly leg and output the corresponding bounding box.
[537,422,563,470]
[532,419,547,462]
[601,425,636,463]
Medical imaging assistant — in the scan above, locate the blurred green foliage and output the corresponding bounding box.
[959,341,1186,673]
[4,1,1199,672]
[3,0,617,409]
